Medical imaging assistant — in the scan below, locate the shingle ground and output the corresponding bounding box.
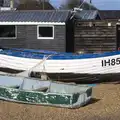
[0,82,120,120]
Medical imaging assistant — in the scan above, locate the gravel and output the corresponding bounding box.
[0,82,120,120]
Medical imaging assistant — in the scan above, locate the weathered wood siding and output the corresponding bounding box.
[0,25,66,52]
[0,25,26,48]
[74,20,117,53]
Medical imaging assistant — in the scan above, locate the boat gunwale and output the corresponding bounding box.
[0,85,89,96]
[1,48,120,59]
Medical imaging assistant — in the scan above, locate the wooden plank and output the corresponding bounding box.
[74,20,117,52]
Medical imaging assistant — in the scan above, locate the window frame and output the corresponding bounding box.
[37,25,54,39]
[0,25,17,39]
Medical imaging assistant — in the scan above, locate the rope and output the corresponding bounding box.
[27,54,53,78]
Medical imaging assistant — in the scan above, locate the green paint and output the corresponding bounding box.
[0,86,92,108]
[0,87,72,105]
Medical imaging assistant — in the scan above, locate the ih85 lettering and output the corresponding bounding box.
[102,58,120,67]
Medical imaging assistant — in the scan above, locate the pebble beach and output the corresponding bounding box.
[0,81,120,120]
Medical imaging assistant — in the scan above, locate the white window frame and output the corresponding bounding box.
[37,25,54,39]
[0,25,17,39]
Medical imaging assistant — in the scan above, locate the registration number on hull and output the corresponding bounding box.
[102,58,120,67]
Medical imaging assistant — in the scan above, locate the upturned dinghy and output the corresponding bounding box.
[0,47,120,81]
[0,74,92,108]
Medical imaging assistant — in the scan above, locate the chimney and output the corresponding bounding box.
[10,0,14,9]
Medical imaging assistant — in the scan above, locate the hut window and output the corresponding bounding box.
[37,26,54,39]
[0,25,17,39]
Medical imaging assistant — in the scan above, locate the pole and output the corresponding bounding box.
[43,0,44,10]
[90,0,92,10]
[10,0,14,9]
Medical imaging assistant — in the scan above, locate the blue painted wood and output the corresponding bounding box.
[0,48,120,60]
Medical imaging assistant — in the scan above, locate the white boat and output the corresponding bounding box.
[0,48,120,81]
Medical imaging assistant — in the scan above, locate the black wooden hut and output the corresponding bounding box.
[99,10,120,20]
[0,10,74,52]
[99,10,120,51]
[74,10,120,53]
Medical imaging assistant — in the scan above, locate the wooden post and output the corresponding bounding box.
[10,0,14,9]
[42,0,44,10]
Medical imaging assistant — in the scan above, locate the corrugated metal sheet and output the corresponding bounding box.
[75,10,99,20]
[0,10,71,23]
[99,10,120,20]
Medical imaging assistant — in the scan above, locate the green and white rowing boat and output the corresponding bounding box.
[0,74,93,108]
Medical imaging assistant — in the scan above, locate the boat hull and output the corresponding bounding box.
[1,48,120,82]
[0,86,92,108]
[0,67,119,82]
[0,75,92,108]
[1,53,120,74]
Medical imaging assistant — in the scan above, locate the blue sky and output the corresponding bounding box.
[50,0,120,10]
